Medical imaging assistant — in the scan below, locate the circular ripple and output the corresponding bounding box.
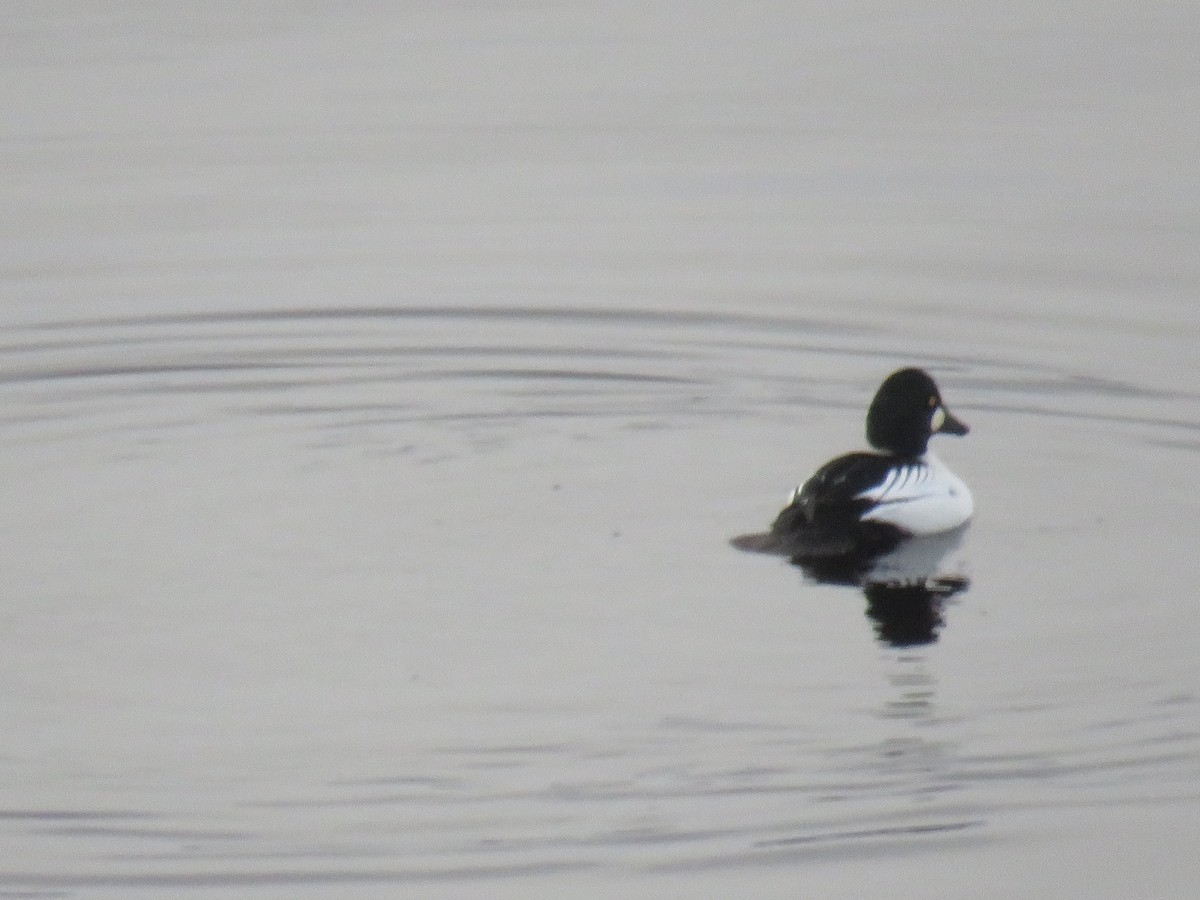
[1,305,1197,454]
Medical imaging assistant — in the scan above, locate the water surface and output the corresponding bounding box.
[2,4,1199,897]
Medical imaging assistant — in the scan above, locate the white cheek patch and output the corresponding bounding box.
[930,406,946,432]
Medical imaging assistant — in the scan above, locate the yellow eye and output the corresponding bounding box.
[928,395,937,407]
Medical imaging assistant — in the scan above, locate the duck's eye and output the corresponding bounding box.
[928,395,938,407]
[930,406,946,431]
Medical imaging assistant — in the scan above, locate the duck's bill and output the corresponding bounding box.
[936,406,969,436]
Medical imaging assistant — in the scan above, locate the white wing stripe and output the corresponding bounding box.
[856,463,930,502]
[859,456,974,535]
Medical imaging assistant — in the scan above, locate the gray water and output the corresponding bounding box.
[3,4,1199,897]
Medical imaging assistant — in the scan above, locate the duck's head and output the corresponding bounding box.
[865,368,968,457]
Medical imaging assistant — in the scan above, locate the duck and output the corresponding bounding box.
[770,367,973,561]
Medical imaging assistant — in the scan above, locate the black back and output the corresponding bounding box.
[769,451,905,560]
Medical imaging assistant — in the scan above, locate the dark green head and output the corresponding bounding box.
[865,367,968,457]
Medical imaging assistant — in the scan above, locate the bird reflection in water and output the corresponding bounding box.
[732,526,970,647]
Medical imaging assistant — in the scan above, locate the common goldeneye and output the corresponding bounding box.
[770,367,973,561]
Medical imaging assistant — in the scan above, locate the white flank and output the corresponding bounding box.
[857,453,974,535]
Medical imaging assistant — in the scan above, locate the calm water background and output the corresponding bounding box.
[3,4,1199,897]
